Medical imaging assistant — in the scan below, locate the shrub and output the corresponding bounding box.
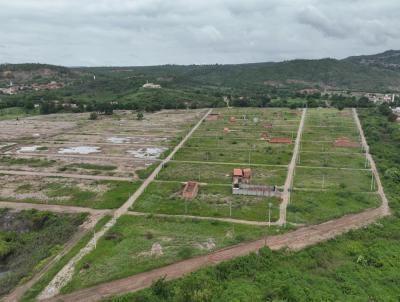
[89,112,98,120]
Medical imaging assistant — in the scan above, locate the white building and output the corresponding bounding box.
[142,81,161,89]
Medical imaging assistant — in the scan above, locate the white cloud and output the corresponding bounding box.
[0,0,399,66]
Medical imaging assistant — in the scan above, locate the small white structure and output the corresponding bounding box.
[142,81,161,89]
[392,107,400,115]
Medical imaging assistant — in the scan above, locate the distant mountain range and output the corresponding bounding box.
[2,50,400,92]
[345,50,400,71]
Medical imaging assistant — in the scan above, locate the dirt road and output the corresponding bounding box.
[278,108,307,225]
[41,205,388,302]
[37,109,212,300]
[0,169,133,182]
[352,108,389,214]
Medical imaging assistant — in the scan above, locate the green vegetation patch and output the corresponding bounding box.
[174,144,293,165]
[294,167,374,192]
[0,179,142,209]
[62,215,283,293]
[298,152,366,168]
[21,214,112,302]
[0,156,56,168]
[158,162,287,185]
[103,216,400,302]
[0,209,86,297]
[59,163,117,172]
[287,191,381,224]
[132,181,280,221]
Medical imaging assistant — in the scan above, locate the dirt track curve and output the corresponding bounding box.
[41,206,388,302]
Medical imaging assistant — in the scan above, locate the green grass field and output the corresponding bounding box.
[174,145,293,165]
[0,107,38,121]
[61,215,284,293]
[298,152,366,168]
[132,181,280,221]
[287,191,381,224]
[1,179,141,209]
[158,162,287,185]
[294,168,373,192]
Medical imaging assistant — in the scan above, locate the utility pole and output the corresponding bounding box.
[229,199,232,217]
[268,202,272,227]
[370,173,375,191]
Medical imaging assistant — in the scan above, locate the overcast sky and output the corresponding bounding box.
[0,0,399,66]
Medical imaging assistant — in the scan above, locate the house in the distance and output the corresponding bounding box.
[142,81,161,89]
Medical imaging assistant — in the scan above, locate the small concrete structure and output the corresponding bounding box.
[142,81,161,89]
[233,183,281,197]
[182,181,199,199]
[232,167,281,197]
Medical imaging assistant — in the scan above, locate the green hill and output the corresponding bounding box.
[344,49,400,71]
[0,63,71,84]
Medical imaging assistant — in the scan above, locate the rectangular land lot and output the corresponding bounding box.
[0,174,141,209]
[132,181,281,221]
[158,162,288,185]
[288,108,381,224]
[131,108,302,223]
[60,215,281,293]
[0,110,204,180]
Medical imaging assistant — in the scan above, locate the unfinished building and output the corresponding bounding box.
[182,181,199,199]
[232,168,281,197]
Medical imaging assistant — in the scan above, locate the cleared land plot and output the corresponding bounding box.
[186,136,280,150]
[0,109,203,179]
[174,145,293,165]
[300,141,362,153]
[288,108,379,224]
[61,215,282,293]
[298,152,366,169]
[4,143,169,160]
[0,155,141,178]
[0,174,141,209]
[158,162,288,186]
[132,182,280,221]
[0,209,86,297]
[294,168,374,192]
[287,191,381,224]
[212,107,301,119]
